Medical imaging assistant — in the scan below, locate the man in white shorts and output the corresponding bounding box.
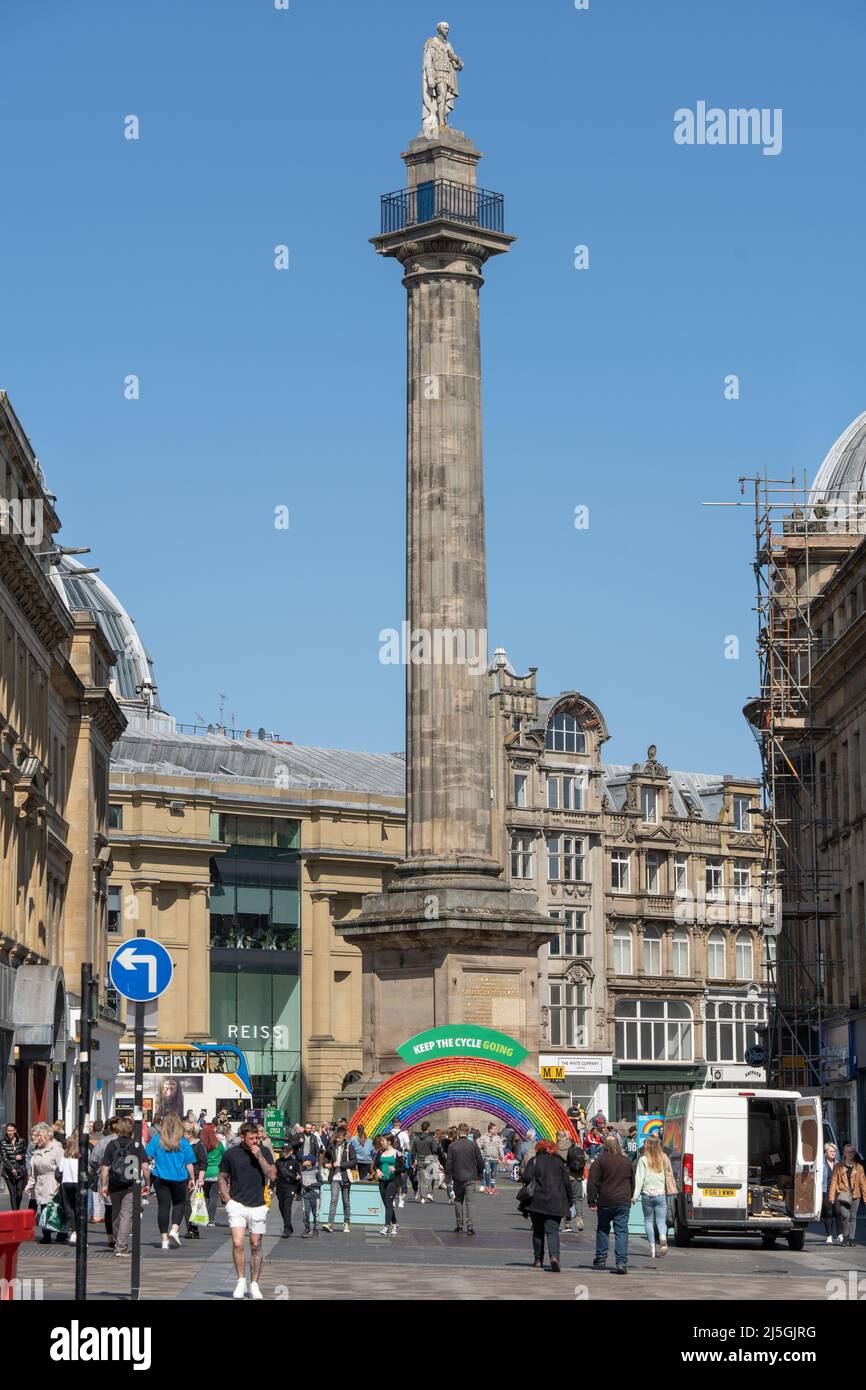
[218,1120,276,1299]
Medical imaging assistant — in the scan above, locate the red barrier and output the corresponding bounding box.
[0,1210,36,1299]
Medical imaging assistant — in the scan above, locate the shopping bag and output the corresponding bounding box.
[39,1197,63,1232]
[189,1189,209,1226]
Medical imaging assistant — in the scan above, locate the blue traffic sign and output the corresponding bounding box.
[109,937,174,1002]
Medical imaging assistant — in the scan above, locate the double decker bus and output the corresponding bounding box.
[115,1043,253,1123]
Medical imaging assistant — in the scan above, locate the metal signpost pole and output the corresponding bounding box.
[75,961,92,1302]
[130,1000,145,1302]
[108,935,173,1303]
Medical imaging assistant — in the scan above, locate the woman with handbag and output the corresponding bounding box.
[518,1138,573,1273]
[821,1142,841,1243]
[372,1133,404,1237]
[828,1142,866,1248]
[24,1122,64,1244]
[631,1135,675,1258]
[1,1123,28,1209]
[182,1121,208,1239]
[201,1121,224,1224]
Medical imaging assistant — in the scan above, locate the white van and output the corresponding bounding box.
[663,1088,821,1250]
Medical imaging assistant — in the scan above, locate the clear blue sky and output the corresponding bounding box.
[3,0,864,775]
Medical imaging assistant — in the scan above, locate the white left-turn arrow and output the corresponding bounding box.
[116,945,158,994]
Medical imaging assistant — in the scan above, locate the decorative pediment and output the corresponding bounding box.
[728,833,762,851]
[642,745,669,779]
[563,959,593,985]
[641,824,678,843]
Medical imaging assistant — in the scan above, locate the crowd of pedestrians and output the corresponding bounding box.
[4,1104,862,1283]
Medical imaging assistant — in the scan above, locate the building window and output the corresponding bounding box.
[674,856,688,897]
[705,998,768,1063]
[107,885,122,933]
[733,795,752,831]
[641,785,659,824]
[646,852,664,895]
[707,929,726,980]
[108,804,123,830]
[611,850,630,892]
[613,925,633,974]
[547,835,585,882]
[735,930,754,981]
[548,909,589,958]
[510,833,533,879]
[549,981,589,1047]
[672,928,690,977]
[209,815,301,951]
[615,999,694,1062]
[548,773,583,811]
[733,860,751,904]
[643,925,661,974]
[545,712,586,754]
[513,773,527,807]
[706,860,724,901]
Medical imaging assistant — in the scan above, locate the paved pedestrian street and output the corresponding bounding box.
[14,1189,866,1302]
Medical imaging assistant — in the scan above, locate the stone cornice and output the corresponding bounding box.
[0,532,73,650]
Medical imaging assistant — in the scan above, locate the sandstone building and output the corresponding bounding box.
[0,391,124,1131]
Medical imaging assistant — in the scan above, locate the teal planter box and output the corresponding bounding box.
[320,1182,385,1226]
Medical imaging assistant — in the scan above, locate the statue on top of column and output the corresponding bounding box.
[422,21,463,137]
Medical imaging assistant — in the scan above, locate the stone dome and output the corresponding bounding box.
[809,410,866,505]
[51,554,166,713]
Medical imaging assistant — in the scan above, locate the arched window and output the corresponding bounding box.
[613,926,633,975]
[615,999,694,1062]
[707,929,726,980]
[735,930,754,981]
[643,925,661,975]
[545,711,586,753]
[672,928,690,977]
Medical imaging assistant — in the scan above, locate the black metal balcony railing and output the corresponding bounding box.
[380,178,504,235]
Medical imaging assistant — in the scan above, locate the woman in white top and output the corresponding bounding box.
[58,1131,81,1243]
[632,1136,674,1258]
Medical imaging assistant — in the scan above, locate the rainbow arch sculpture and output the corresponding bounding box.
[349,1056,578,1142]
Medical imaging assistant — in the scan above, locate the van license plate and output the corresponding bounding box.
[703,1187,736,1198]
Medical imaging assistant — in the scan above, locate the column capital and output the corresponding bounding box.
[309,888,340,903]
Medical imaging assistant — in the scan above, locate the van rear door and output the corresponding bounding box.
[794,1097,822,1220]
[692,1093,748,1216]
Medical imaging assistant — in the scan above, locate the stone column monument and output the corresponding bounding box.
[337,27,554,1113]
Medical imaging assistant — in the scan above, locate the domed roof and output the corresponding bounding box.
[51,555,164,710]
[809,410,866,504]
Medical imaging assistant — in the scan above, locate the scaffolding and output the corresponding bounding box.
[738,473,846,1092]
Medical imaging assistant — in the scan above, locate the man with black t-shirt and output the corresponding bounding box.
[218,1121,276,1300]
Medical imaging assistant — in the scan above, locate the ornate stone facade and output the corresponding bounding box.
[491,655,766,1119]
[0,390,125,1130]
